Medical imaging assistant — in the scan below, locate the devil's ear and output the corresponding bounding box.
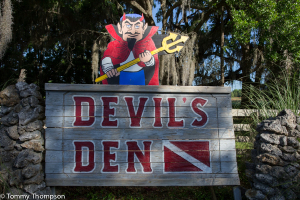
[117,22,122,34]
[143,23,148,32]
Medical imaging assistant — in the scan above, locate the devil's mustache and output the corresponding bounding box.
[125,32,139,35]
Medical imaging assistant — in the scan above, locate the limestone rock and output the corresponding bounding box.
[287,137,299,148]
[279,146,297,153]
[257,153,286,166]
[18,120,43,135]
[21,96,39,108]
[245,189,267,200]
[0,110,19,126]
[22,164,42,179]
[9,169,23,187]
[260,133,281,145]
[18,106,44,126]
[256,164,272,174]
[269,166,289,180]
[21,139,44,152]
[15,81,29,92]
[14,143,23,151]
[34,186,52,196]
[0,130,15,150]
[0,106,13,117]
[264,119,288,135]
[289,129,300,138]
[0,149,19,163]
[255,173,278,187]
[24,182,46,194]
[7,125,19,140]
[19,83,42,99]
[23,172,44,185]
[281,153,298,162]
[0,85,20,106]
[253,182,276,196]
[13,103,23,113]
[279,136,287,146]
[283,189,297,200]
[14,149,42,168]
[269,194,285,200]
[19,130,41,141]
[284,165,298,177]
[260,143,282,156]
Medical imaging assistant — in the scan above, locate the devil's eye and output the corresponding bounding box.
[135,25,140,29]
[127,24,131,28]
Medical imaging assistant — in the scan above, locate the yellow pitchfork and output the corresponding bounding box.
[95,33,189,83]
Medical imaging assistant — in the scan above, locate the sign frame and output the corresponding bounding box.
[45,83,240,186]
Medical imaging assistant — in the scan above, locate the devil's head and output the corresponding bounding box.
[117,13,148,46]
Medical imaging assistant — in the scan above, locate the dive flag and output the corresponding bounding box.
[163,141,211,173]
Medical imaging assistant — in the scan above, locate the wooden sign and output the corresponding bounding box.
[45,83,240,186]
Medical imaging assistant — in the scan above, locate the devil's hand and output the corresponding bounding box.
[139,50,152,63]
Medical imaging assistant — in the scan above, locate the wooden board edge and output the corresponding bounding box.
[45,83,231,94]
[46,177,240,186]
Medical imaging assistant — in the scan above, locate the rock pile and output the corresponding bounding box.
[0,82,52,196]
[245,109,300,200]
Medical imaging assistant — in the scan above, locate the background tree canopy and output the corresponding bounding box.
[1,0,300,107]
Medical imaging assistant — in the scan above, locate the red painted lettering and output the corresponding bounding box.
[73,141,95,172]
[191,98,208,127]
[102,141,119,173]
[153,97,163,127]
[73,96,95,126]
[101,97,118,127]
[167,98,184,127]
[124,97,148,128]
[126,141,152,173]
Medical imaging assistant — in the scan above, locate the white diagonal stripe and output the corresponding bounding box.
[164,141,212,173]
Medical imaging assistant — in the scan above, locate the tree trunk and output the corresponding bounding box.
[0,0,13,59]
[220,6,225,86]
[240,43,252,108]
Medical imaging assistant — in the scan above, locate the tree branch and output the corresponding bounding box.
[122,0,155,25]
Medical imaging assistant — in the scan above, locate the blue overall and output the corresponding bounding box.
[119,70,145,85]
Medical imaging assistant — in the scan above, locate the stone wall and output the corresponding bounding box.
[0,82,52,197]
[245,109,300,200]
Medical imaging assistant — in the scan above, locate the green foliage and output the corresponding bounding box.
[231,89,241,97]
[228,0,300,66]
[0,0,122,94]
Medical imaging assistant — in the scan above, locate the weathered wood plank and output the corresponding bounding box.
[55,150,234,163]
[45,139,222,152]
[45,128,221,140]
[234,124,251,132]
[45,161,237,174]
[45,174,240,186]
[45,83,231,94]
[46,116,230,129]
[47,92,220,107]
[46,105,219,118]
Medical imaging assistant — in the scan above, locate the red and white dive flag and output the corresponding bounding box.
[163,141,211,173]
